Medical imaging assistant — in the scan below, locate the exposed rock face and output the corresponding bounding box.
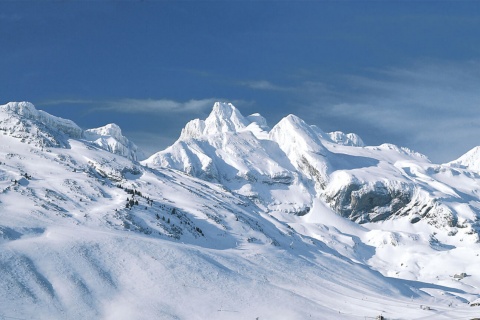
[324,180,413,223]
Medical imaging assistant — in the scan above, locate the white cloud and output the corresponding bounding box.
[40,98,220,115]
[318,60,480,162]
[98,98,218,114]
[240,79,333,99]
[40,99,95,106]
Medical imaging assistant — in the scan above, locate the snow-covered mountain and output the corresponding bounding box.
[0,101,83,148]
[145,102,480,236]
[1,101,480,319]
[0,102,145,161]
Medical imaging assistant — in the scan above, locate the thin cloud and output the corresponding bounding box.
[40,99,95,106]
[100,98,217,114]
[40,98,220,115]
[240,80,289,91]
[317,60,480,162]
[240,80,333,98]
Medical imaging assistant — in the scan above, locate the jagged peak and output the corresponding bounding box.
[211,101,237,117]
[203,102,248,135]
[179,102,257,140]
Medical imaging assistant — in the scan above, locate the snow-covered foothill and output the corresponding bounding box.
[85,123,146,161]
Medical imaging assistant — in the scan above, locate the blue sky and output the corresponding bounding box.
[1,1,480,162]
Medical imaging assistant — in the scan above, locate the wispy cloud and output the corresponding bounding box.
[40,98,220,115]
[240,79,333,98]
[98,98,217,114]
[240,80,288,91]
[314,60,480,162]
[40,99,95,106]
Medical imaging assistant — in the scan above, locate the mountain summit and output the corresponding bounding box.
[448,146,480,172]
[179,102,268,140]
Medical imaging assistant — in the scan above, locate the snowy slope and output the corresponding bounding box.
[1,101,480,319]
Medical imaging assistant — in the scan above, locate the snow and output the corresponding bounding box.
[1,101,480,319]
[328,131,365,147]
[449,145,480,172]
[85,123,146,161]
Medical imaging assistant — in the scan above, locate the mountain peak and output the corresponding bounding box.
[179,102,252,140]
[1,101,38,118]
[211,101,236,115]
[448,146,480,172]
[270,114,326,154]
[86,123,123,140]
[204,102,248,135]
[85,123,145,161]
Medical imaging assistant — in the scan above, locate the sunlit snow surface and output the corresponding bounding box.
[1,102,479,319]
